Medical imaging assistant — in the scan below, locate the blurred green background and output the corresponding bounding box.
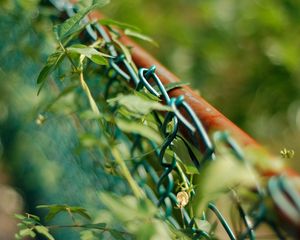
[0,0,299,239]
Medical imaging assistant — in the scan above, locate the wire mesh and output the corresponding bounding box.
[43,1,300,239]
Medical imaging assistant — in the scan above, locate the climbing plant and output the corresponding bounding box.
[11,1,299,239]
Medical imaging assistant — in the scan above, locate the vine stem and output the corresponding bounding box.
[47,224,130,235]
[58,41,78,71]
[176,162,189,191]
[79,69,101,116]
[111,148,145,199]
[77,56,143,199]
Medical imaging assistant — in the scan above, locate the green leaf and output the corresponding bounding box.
[184,165,199,175]
[15,233,21,240]
[194,153,257,213]
[172,136,202,172]
[93,0,111,7]
[116,118,162,144]
[37,205,66,222]
[111,34,133,64]
[110,230,127,240]
[67,44,110,65]
[15,213,40,226]
[53,5,96,41]
[81,223,107,229]
[34,226,55,240]
[37,51,65,88]
[77,0,110,9]
[19,228,36,238]
[90,55,108,65]
[27,214,40,222]
[99,18,140,32]
[15,214,26,220]
[108,94,171,115]
[67,44,111,58]
[37,205,91,222]
[17,223,27,230]
[68,206,92,220]
[124,29,158,47]
[21,219,38,226]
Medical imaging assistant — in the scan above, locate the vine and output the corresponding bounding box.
[14,1,299,239]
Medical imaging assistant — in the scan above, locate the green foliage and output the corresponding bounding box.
[15,214,54,240]
[14,209,131,240]
[53,5,95,42]
[194,149,257,212]
[116,118,162,144]
[67,44,109,65]
[99,192,189,239]
[77,0,110,9]
[99,18,141,32]
[27,2,291,237]
[14,196,191,240]
[107,93,171,115]
[124,29,158,47]
[36,51,65,91]
[2,0,297,239]
[99,18,157,46]
[36,3,112,95]
[37,205,91,222]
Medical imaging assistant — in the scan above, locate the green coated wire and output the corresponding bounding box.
[46,1,300,239]
[208,203,236,240]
